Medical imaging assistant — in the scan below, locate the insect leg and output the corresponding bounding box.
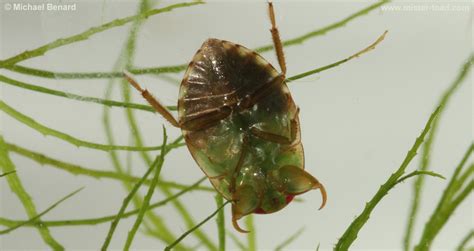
[231,185,259,233]
[250,109,301,146]
[268,1,287,76]
[179,106,232,131]
[123,71,180,128]
[277,165,327,210]
[250,127,292,144]
[237,74,285,111]
[229,136,249,193]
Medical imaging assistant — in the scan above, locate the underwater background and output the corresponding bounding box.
[0,0,472,250]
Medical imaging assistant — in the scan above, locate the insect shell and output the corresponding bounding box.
[177,38,326,233]
[125,2,326,233]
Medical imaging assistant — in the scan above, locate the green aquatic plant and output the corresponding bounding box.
[0,0,471,250]
[404,54,474,251]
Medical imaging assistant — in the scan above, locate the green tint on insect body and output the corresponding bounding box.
[125,2,326,233]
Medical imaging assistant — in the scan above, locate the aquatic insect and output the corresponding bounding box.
[124,2,326,232]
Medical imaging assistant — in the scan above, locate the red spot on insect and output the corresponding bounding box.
[253,195,295,214]
[286,195,295,204]
[254,208,265,214]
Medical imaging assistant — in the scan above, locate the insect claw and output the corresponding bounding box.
[232,215,250,234]
[314,182,327,210]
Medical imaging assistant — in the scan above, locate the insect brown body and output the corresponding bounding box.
[125,2,327,233]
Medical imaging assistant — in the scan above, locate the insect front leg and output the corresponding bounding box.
[274,165,327,210]
[123,71,180,128]
[231,185,259,233]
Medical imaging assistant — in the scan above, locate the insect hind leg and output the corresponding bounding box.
[123,70,180,128]
[268,1,287,76]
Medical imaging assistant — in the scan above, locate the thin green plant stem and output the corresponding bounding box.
[5,141,214,192]
[396,170,445,185]
[334,106,441,251]
[102,38,180,251]
[105,70,172,243]
[0,170,16,177]
[0,177,206,228]
[227,233,246,250]
[1,38,391,109]
[287,30,387,83]
[0,101,179,152]
[0,136,64,250]
[122,0,179,236]
[142,228,183,245]
[404,54,474,251]
[122,32,217,250]
[275,227,305,251]
[101,152,162,250]
[0,187,83,234]
[101,1,180,247]
[3,0,389,80]
[0,1,204,68]
[255,0,390,53]
[124,127,168,250]
[164,201,231,251]
[435,145,473,208]
[102,1,185,248]
[246,215,256,251]
[3,64,187,79]
[0,74,177,112]
[215,195,226,251]
[0,33,387,115]
[456,230,474,251]
[2,28,388,109]
[451,163,473,194]
[125,139,133,174]
[122,82,217,249]
[415,180,473,251]
[414,145,474,251]
[0,0,390,249]
[156,74,182,86]
[104,76,180,247]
